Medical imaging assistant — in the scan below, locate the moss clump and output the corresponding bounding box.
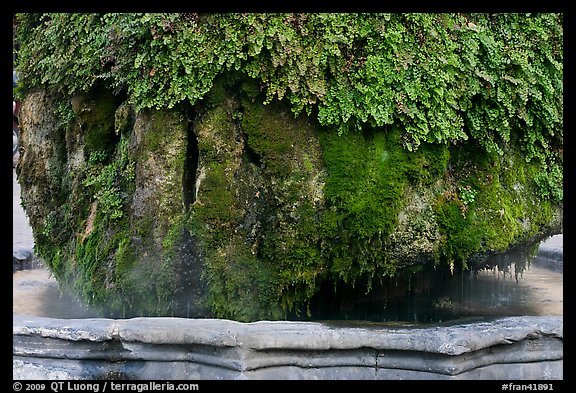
[194,163,240,228]
[15,14,562,322]
[240,92,329,316]
[19,75,561,323]
[432,136,560,267]
[70,92,121,158]
[201,236,281,321]
[188,82,285,321]
[404,141,450,185]
[433,200,483,264]
[188,78,330,320]
[317,127,448,285]
[28,91,201,318]
[188,82,561,321]
[320,129,405,238]
[242,98,312,178]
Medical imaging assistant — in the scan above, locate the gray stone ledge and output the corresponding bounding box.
[13,315,563,380]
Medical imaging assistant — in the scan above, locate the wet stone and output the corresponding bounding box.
[13,247,36,272]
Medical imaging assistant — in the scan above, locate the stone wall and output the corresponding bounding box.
[13,315,562,380]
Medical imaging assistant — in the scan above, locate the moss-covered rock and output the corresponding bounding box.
[16,77,562,322]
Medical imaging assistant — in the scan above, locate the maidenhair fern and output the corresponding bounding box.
[14,13,562,201]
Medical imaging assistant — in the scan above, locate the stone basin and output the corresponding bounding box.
[13,314,562,380]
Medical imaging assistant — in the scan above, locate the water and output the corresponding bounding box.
[13,266,99,318]
[433,261,562,319]
[13,168,562,321]
[305,243,562,323]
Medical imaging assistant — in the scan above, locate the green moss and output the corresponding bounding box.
[143,111,176,152]
[115,236,136,278]
[404,141,450,184]
[188,80,335,319]
[433,199,482,263]
[26,69,560,322]
[71,93,120,158]
[70,216,200,317]
[241,98,311,178]
[431,136,561,267]
[194,164,239,228]
[34,101,197,318]
[70,220,109,306]
[259,198,326,316]
[133,216,153,244]
[82,134,133,222]
[202,237,283,322]
[317,127,413,283]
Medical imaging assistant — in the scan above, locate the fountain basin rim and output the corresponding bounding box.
[13,314,563,356]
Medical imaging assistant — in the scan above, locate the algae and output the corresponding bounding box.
[17,78,562,322]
